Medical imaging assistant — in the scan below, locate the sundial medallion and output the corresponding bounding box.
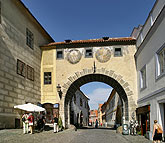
[67,49,82,64]
[95,47,111,63]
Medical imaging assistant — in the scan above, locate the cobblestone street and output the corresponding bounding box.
[0,127,152,143]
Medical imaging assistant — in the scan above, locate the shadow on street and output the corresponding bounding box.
[76,126,116,130]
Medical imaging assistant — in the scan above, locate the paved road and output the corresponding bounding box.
[0,127,152,143]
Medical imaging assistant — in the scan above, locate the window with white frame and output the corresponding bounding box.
[156,45,165,77]
[140,33,144,43]
[140,66,146,90]
[0,1,1,24]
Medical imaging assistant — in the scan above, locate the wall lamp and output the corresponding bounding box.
[56,84,62,99]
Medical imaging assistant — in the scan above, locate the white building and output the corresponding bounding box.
[104,89,122,127]
[135,0,165,140]
[70,89,90,127]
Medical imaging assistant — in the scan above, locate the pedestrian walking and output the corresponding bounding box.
[22,113,29,134]
[28,113,34,134]
[152,120,163,143]
[37,112,45,131]
[53,115,59,133]
[95,119,98,128]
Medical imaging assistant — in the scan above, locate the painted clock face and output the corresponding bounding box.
[67,49,82,64]
[95,47,111,63]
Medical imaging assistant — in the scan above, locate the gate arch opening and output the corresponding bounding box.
[64,73,130,128]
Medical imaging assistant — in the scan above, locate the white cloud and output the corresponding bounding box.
[87,87,113,110]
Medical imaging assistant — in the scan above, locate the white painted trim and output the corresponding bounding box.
[137,87,165,103]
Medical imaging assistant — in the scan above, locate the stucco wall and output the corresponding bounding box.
[41,43,138,126]
[136,3,165,140]
[71,90,89,126]
[136,14,165,101]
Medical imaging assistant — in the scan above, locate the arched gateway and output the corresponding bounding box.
[41,37,137,128]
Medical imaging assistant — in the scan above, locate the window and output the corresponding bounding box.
[0,1,1,24]
[56,50,63,59]
[44,72,51,84]
[156,46,165,77]
[27,65,34,81]
[114,48,122,57]
[85,48,93,58]
[150,13,153,26]
[112,98,115,108]
[140,66,146,90]
[26,28,34,49]
[140,33,144,43]
[17,59,26,77]
[80,98,82,106]
[74,94,76,104]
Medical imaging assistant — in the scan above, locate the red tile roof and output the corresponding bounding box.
[41,37,136,48]
[98,104,103,109]
[90,110,98,117]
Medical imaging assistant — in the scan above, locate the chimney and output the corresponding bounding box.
[102,37,109,40]
[64,39,72,43]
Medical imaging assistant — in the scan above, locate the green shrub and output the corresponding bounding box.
[58,117,63,129]
[137,131,141,135]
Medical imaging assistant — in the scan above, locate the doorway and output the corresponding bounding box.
[141,114,146,135]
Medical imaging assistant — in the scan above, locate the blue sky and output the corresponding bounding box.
[80,82,112,110]
[22,0,156,42]
[21,0,156,109]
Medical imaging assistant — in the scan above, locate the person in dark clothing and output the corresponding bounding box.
[152,120,163,143]
[95,119,98,128]
[37,112,45,131]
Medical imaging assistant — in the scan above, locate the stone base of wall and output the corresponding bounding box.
[0,113,21,129]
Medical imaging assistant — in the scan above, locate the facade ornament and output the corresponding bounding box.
[67,49,82,64]
[95,47,111,63]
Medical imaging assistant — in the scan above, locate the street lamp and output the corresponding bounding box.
[56,84,62,99]
[93,61,96,73]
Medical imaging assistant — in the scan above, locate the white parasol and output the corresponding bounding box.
[14,103,45,112]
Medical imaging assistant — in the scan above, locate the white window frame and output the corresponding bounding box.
[156,43,165,79]
[140,33,144,43]
[139,65,147,90]
[150,13,153,26]
[0,1,1,24]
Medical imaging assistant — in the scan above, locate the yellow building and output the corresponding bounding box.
[98,104,103,126]
[0,1,138,129]
[41,37,138,128]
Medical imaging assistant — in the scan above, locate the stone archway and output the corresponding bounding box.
[59,68,137,128]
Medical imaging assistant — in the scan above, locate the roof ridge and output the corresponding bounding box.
[41,37,136,47]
